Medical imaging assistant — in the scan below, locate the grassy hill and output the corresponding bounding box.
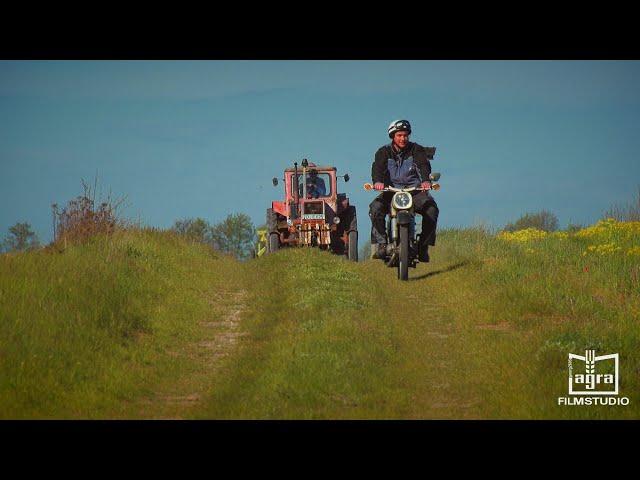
[1,221,638,418]
[0,229,241,418]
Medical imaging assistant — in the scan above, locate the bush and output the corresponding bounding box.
[603,186,640,222]
[52,179,127,248]
[503,210,559,233]
[566,223,585,233]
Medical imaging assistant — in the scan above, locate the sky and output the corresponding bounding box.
[1,60,640,244]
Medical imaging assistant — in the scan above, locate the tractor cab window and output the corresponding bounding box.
[292,172,331,199]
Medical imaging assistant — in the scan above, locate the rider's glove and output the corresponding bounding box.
[374,182,385,191]
[420,181,431,191]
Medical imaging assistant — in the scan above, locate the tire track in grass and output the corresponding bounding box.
[135,264,249,419]
[360,257,484,418]
[194,249,485,419]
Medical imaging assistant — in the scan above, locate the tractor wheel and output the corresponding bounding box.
[398,224,409,281]
[347,230,358,262]
[330,231,345,255]
[266,208,278,231]
[268,233,279,253]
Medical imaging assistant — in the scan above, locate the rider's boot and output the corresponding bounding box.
[372,243,387,259]
[418,239,430,262]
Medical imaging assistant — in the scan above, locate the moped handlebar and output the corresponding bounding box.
[363,183,441,192]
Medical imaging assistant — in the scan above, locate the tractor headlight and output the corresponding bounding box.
[392,192,412,210]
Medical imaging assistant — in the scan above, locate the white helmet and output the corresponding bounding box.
[388,119,412,138]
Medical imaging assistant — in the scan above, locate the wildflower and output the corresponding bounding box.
[583,242,623,256]
[575,218,640,241]
[497,228,548,242]
[627,246,640,256]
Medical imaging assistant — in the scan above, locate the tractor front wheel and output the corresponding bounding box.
[347,230,358,262]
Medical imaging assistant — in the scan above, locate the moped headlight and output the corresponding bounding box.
[392,192,412,210]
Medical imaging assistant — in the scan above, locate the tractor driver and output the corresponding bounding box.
[369,119,439,262]
[301,169,327,198]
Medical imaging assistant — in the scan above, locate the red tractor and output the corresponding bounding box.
[266,159,358,261]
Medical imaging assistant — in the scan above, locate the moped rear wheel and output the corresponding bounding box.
[398,224,409,280]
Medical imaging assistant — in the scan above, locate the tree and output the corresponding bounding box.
[503,210,559,232]
[172,217,213,244]
[3,222,40,252]
[210,213,255,260]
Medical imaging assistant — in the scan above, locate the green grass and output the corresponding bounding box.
[1,223,638,418]
[196,225,639,419]
[0,228,239,418]
[413,225,640,418]
[197,249,412,418]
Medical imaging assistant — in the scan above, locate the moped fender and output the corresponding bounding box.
[397,210,412,225]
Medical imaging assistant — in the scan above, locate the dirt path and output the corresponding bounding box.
[136,287,249,419]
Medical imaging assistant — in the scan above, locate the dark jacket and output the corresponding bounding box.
[371,142,436,188]
[299,176,326,198]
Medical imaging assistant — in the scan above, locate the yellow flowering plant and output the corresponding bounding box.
[497,218,639,260]
[497,228,548,242]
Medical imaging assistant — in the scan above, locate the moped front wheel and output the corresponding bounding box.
[398,224,409,281]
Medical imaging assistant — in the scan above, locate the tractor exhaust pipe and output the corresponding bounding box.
[292,162,299,220]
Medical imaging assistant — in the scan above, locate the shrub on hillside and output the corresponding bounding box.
[603,186,640,222]
[503,210,559,233]
[565,223,585,233]
[52,179,127,248]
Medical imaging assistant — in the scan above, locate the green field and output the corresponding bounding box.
[1,220,638,419]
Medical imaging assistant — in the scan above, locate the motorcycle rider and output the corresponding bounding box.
[369,119,439,261]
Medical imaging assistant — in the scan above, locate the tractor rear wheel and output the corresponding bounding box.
[348,230,358,262]
[268,233,279,253]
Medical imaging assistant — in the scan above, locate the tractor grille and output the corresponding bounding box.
[302,202,325,220]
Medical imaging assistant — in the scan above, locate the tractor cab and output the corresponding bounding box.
[274,163,339,224]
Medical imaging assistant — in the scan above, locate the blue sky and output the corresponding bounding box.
[1,60,640,243]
